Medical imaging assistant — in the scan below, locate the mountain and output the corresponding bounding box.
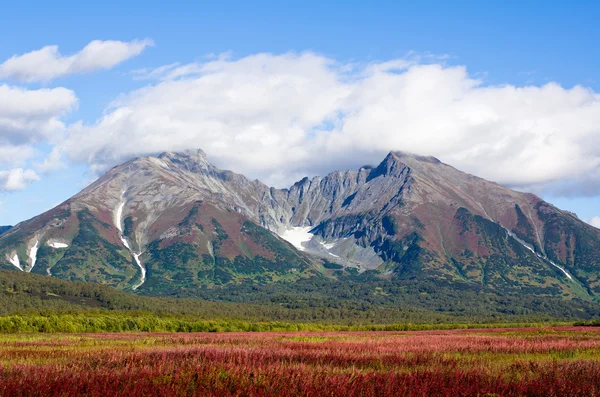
[1,149,600,304]
[0,226,11,235]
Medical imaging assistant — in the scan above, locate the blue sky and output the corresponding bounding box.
[0,1,599,226]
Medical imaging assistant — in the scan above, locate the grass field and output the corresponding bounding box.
[1,327,600,396]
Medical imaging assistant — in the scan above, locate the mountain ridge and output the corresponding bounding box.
[1,149,599,304]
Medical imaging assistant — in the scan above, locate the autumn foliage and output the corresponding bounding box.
[1,327,600,396]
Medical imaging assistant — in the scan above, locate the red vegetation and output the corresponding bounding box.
[1,327,600,396]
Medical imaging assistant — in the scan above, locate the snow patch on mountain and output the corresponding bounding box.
[473,201,573,280]
[500,223,573,280]
[8,254,22,271]
[113,191,132,250]
[547,259,573,280]
[120,236,131,250]
[278,227,314,251]
[113,189,146,289]
[28,240,39,272]
[132,252,146,290]
[320,241,336,250]
[48,242,69,249]
[113,191,126,233]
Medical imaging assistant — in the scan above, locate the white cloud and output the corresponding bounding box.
[64,52,350,183]
[131,62,183,80]
[0,145,38,167]
[0,84,76,164]
[0,168,40,191]
[0,39,153,82]
[588,217,600,228]
[0,84,76,191]
[33,148,65,172]
[0,84,77,144]
[51,52,600,195]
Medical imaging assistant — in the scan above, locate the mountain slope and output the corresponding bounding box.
[1,150,599,302]
[0,151,313,292]
[3,268,600,322]
[0,226,11,235]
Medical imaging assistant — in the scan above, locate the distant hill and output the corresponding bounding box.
[0,226,11,235]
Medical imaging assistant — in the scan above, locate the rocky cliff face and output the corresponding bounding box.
[1,149,599,299]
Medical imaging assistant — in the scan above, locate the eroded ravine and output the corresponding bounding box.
[114,190,146,290]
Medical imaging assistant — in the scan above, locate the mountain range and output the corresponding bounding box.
[1,149,599,308]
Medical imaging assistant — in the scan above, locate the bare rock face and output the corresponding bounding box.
[1,149,600,299]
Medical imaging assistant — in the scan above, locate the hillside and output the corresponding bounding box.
[1,150,600,311]
[1,269,600,323]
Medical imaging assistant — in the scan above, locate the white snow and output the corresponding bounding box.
[120,236,131,250]
[48,242,69,249]
[279,226,314,251]
[473,201,572,281]
[8,254,22,271]
[28,240,39,272]
[319,240,340,257]
[506,227,536,253]
[320,241,336,250]
[114,201,125,233]
[522,244,535,254]
[132,252,146,290]
[547,259,573,280]
[500,224,573,280]
[114,191,132,250]
[112,189,146,289]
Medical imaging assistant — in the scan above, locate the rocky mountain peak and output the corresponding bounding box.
[2,147,600,303]
[157,149,212,171]
[389,151,442,165]
[158,148,208,160]
[367,151,413,181]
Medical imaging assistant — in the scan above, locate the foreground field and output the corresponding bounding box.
[1,327,600,396]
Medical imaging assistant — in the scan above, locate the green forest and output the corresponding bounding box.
[1,269,599,333]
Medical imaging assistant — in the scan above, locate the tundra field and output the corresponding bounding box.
[1,327,600,396]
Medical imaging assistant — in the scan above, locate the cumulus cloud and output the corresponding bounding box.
[0,168,40,191]
[0,84,76,160]
[0,84,77,144]
[0,84,76,190]
[0,39,153,82]
[588,217,600,229]
[56,52,600,194]
[0,145,37,167]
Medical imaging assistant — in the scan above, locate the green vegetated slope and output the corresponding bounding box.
[0,270,598,333]
[3,150,600,329]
